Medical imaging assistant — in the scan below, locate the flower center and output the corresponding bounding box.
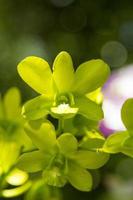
[51,93,78,118]
[51,103,78,116]
[55,103,70,114]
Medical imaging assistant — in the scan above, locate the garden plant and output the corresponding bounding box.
[0,51,133,199]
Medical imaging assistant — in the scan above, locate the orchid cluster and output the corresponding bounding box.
[16,51,110,192]
[0,51,133,199]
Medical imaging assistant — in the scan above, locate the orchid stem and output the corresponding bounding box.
[57,118,64,135]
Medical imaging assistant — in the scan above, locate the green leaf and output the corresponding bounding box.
[25,121,56,153]
[121,98,133,133]
[75,96,103,121]
[67,161,92,191]
[103,131,128,153]
[17,56,54,96]
[3,87,21,119]
[17,150,49,173]
[53,51,74,93]
[72,59,110,94]
[72,150,109,169]
[58,133,78,156]
[22,95,52,120]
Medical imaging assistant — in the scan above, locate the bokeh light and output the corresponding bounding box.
[60,7,87,32]
[14,36,49,62]
[101,41,128,68]
[120,21,133,49]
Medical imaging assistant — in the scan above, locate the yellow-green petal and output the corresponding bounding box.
[72,150,109,169]
[17,150,47,173]
[2,181,31,198]
[72,59,110,94]
[3,87,21,119]
[22,95,52,120]
[86,88,103,104]
[0,141,20,173]
[17,56,54,96]
[121,98,133,134]
[6,168,29,186]
[121,136,133,157]
[103,131,128,153]
[58,133,78,156]
[67,161,92,191]
[25,121,56,154]
[79,131,105,150]
[75,96,103,121]
[53,51,74,93]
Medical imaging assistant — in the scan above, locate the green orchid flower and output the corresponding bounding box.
[63,113,106,151]
[58,88,104,137]
[25,179,62,200]
[102,98,133,157]
[0,87,33,174]
[17,121,109,192]
[0,87,33,198]
[17,51,110,121]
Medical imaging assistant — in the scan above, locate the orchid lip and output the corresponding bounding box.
[51,103,78,115]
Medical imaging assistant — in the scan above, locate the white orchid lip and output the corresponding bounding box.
[51,103,78,115]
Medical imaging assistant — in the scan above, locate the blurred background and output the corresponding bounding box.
[0,0,133,199]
